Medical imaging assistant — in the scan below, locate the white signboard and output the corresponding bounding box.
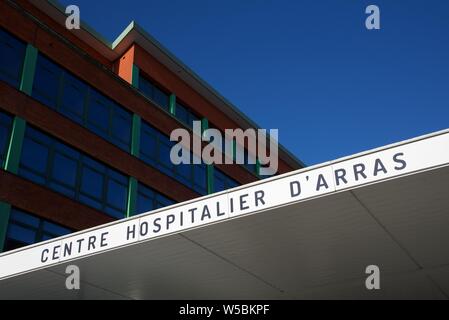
[1,130,449,280]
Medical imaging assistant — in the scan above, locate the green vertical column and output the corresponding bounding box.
[126,177,138,218]
[256,159,261,178]
[20,44,38,95]
[201,118,214,194]
[131,64,140,89]
[169,94,176,116]
[0,130,12,251]
[130,114,141,158]
[0,202,12,252]
[126,114,141,218]
[4,117,26,174]
[206,164,214,194]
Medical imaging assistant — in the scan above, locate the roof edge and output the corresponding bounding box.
[31,0,307,169]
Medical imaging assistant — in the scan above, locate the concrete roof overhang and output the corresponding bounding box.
[1,129,449,299]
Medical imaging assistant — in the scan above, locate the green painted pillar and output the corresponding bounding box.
[130,114,141,158]
[5,117,26,174]
[206,165,214,194]
[256,158,261,178]
[201,118,214,194]
[131,64,140,89]
[19,44,38,95]
[0,202,12,252]
[169,94,176,116]
[126,177,138,218]
[126,113,141,218]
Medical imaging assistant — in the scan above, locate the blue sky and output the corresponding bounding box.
[60,0,449,165]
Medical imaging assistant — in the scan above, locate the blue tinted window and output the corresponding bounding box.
[9,209,40,228]
[61,72,87,123]
[32,54,132,152]
[81,166,104,198]
[104,207,122,219]
[42,221,71,237]
[5,208,72,252]
[177,163,192,185]
[153,86,169,109]
[51,153,77,186]
[155,194,173,209]
[139,75,169,110]
[175,103,189,124]
[0,29,26,88]
[20,137,49,176]
[7,224,35,245]
[213,169,239,193]
[0,111,13,167]
[243,149,258,174]
[175,102,200,128]
[140,121,207,195]
[107,179,127,211]
[33,55,61,109]
[19,126,129,219]
[140,125,158,165]
[87,90,110,132]
[135,183,174,215]
[193,164,207,194]
[111,106,132,149]
[209,124,259,177]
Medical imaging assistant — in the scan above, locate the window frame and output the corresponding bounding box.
[32,54,133,152]
[19,126,129,219]
[0,111,13,167]
[0,28,27,88]
[5,208,71,251]
[140,120,208,195]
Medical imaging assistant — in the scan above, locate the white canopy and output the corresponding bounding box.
[1,129,449,299]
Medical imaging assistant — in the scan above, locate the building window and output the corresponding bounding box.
[243,149,258,175]
[209,123,259,177]
[214,169,239,193]
[135,183,174,215]
[19,126,129,219]
[32,54,132,152]
[139,74,170,111]
[0,28,26,88]
[140,121,207,195]
[175,101,200,129]
[4,208,71,252]
[0,111,13,167]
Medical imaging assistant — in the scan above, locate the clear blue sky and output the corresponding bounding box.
[60,0,449,165]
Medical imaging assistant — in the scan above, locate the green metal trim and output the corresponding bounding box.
[4,117,26,174]
[19,44,38,95]
[201,118,209,136]
[169,94,176,116]
[0,202,12,253]
[131,64,140,89]
[200,118,215,194]
[126,177,138,218]
[256,158,261,178]
[131,114,141,157]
